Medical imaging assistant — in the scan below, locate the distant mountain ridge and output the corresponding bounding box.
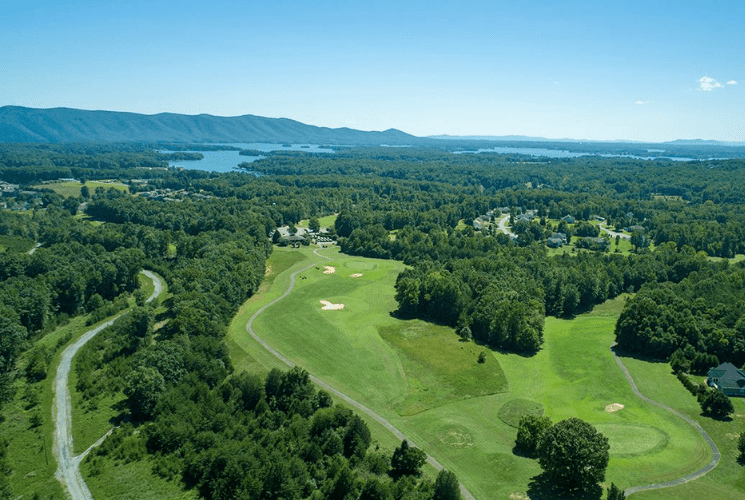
[0,106,418,145]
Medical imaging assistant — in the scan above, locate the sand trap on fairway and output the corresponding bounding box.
[350,273,363,278]
[605,403,625,413]
[323,266,336,274]
[320,300,344,310]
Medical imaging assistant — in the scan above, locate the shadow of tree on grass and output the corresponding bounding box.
[526,473,603,500]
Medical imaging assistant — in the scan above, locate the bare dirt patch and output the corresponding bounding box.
[350,273,363,278]
[323,266,336,274]
[605,403,625,413]
[320,300,344,310]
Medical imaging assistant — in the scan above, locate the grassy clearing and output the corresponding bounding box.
[296,213,338,229]
[379,322,508,416]
[34,180,129,197]
[228,249,733,499]
[83,458,197,500]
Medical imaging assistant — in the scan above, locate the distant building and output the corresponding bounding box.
[546,237,565,248]
[561,215,575,224]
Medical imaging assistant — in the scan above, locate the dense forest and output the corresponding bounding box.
[2,141,745,498]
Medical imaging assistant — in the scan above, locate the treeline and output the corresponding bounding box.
[615,260,745,366]
[0,207,145,414]
[66,191,458,498]
[390,229,723,352]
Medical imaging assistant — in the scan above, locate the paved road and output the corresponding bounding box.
[246,247,477,500]
[28,242,42,255]
[53,271,164,500]
[610,344,720,496]
[497,215,515,237]
[599,223,630,240]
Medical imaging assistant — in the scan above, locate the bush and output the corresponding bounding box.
[699,389,734,419]
[677,371,706,397]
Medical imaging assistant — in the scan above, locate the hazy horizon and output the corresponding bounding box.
[2,1,743,143]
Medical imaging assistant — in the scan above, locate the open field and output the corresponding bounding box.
[229,247,725,499]
[34,180,129,197]
[296,213,338,230]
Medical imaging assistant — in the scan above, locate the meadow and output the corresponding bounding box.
[33,180,129,197]
[228,245,738,499]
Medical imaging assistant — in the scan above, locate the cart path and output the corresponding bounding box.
[246,248,477,500]
[611,344,720,496]
[53,270,164,500]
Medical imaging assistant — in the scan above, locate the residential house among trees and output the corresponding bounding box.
[708,362,745,397]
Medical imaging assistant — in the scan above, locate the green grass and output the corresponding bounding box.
[296,213,338,230]
[497,399,545,428]
[83,458,197,500]
[249,248,409,407]
[617,357,745,500]
[34,180,129,197]
[379,322,508,416]
[228,252,726,500]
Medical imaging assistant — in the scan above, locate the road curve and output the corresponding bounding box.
[599,223,630,241]
[246,247,477,500]
[610,344,720,496]
[53,271,164,500]
[497,215,515,237]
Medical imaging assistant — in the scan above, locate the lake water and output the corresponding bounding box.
[166,143,335,173]
[168,143,699,173]
[455,146,694,161]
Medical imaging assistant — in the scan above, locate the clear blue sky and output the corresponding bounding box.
[2,0,743,142]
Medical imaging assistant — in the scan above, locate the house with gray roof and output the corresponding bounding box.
[708,362,745,397]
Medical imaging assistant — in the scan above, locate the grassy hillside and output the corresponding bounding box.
[228,247,731,499]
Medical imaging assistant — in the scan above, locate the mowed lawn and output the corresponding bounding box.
[34,180,129,197]
[230,248,717,500]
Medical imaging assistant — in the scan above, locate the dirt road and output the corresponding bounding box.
[53,271,164,500]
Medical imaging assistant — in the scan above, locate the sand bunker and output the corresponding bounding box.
[605,403,625,413]
[320,300,344,310]
[323,266,336,274]
[350,273,363,278]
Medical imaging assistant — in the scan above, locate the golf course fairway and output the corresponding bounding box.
[228,246,717,499]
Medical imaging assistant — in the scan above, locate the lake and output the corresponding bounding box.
[167,143,698,173]
[166,143,335,173]
[455,146,695,161]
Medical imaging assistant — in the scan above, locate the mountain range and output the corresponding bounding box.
[0,106,418,145]
[1,106,742,149]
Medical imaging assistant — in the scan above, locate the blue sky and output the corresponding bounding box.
[2,0,743,142]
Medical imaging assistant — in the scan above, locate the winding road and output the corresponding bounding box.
[245,247,477,500]
[53,270,164,500]
[610,344,720,496]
